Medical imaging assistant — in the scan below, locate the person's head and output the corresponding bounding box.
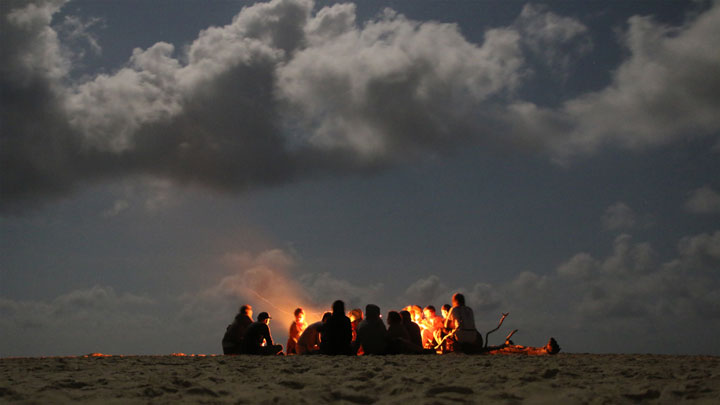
[239,304,253,319]
[452,293,465,307]
[400,310,413,324]
[441,304,451,318]
[349,308,363,322]
[321,312,332,322]
[387,311,402,325]
[365,304,380,320]
[294,307,305,323]
[423,305,436,319]
[257,312,271,325]
[332,300,345,315]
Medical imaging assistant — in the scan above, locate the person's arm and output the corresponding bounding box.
[263,324,274,346]
[444,308,459,332]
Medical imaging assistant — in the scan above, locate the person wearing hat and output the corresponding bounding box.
[241,312,284,355]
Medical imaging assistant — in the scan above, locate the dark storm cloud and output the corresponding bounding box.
[2,0,720,211]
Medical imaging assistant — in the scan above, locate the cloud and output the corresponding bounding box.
[533,4,720,158]
[57,14,103,57]
[0,285,160,356]
[101,199,128,217]
[552,231,720,351]
[7,0,717,211]
[403,231,720,353]
[601,202,637,230]
[685,186,720,214]
[514,4,591,73]
[3,232,720,356]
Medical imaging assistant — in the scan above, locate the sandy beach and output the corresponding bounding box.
[1,353,718,404]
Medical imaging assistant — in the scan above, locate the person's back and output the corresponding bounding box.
[447,305,477,343]
[320,300,353,355]
[386,310,421,354]
[445,293,482,353]
[297,312,331,354]
[401,310,423,349]
[222,305,253,355]
[354,304,388,355]
[296,321,322,354]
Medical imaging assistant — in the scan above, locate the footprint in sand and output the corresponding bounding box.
[278,380,305,390]
[425,386,474,396]
[330,390,377,404]
[623,389,660,402]
[425,385,474,397]
[186,386,220,397]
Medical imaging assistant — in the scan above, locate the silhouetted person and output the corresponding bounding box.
[320,300,353,355]
[286,307,307,355]
[401,310,423,349]
[445,293,482,353]
[353,304,388,355]
[222,304,253,355]
[387,310,421,354]
[297,312,331,354]
[242,312,284,355]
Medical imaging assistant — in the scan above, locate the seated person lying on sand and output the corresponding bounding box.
[296,312,331,355]
[444,293,483,353]
[241,312,284,355]
[286,307,307,355]
[486,337,561,355]
[320,300,353,355]
[222,304,253,355]
[353,304,388,355]
[387,311,423,354]
[400,310,423,349]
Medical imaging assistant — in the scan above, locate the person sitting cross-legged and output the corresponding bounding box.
[353,304,388,355]
[241,312,284,355]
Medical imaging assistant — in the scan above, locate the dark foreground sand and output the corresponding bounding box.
[1,354,719,404]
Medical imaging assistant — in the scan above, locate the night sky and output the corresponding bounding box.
[2,0,719,356]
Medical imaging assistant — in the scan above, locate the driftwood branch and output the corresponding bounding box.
[484,312,509,348]
[504,329,518,344]
[434,333,451,350]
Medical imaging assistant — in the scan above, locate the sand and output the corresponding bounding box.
[1,353,719,404]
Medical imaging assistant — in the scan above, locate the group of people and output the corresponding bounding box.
[222,293,486,355]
